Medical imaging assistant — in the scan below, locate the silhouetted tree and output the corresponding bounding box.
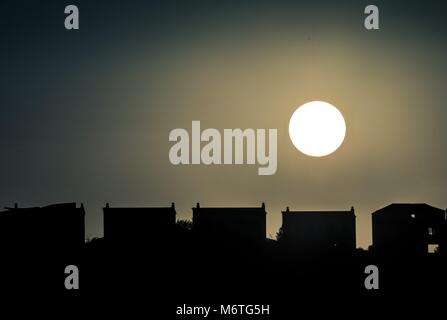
[176,219,193,231]
[276,226,284,242]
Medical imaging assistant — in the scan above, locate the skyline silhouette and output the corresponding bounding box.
[0,200,445,303]
[1,200,446,253]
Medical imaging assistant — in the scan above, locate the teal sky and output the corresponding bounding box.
[2,0,447,248]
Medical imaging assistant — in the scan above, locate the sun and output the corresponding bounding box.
[289,101,346,157]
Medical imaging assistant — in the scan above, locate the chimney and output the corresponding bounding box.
[105,203,110,209]
[171,202,175,209]
[196,202,200,208]
[261,202,265,210]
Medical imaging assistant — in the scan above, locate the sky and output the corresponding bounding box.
[2,0,447,248]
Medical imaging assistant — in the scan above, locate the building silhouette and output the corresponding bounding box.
[192,202,267,246]
[0,202,85,251]
[280,206,356,254]
[372,203,447,256]
[0,199,447,296]
[103,202,177,244]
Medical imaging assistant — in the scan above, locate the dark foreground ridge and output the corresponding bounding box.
[0,201,446,314]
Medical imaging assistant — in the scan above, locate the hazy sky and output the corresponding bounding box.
[2,0,447,248]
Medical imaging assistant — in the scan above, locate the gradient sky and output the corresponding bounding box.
[2,0,447,248]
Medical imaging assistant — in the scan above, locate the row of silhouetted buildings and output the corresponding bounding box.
[0,202,446,256]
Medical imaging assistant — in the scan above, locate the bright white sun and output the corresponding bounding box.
[289,101,346,157]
